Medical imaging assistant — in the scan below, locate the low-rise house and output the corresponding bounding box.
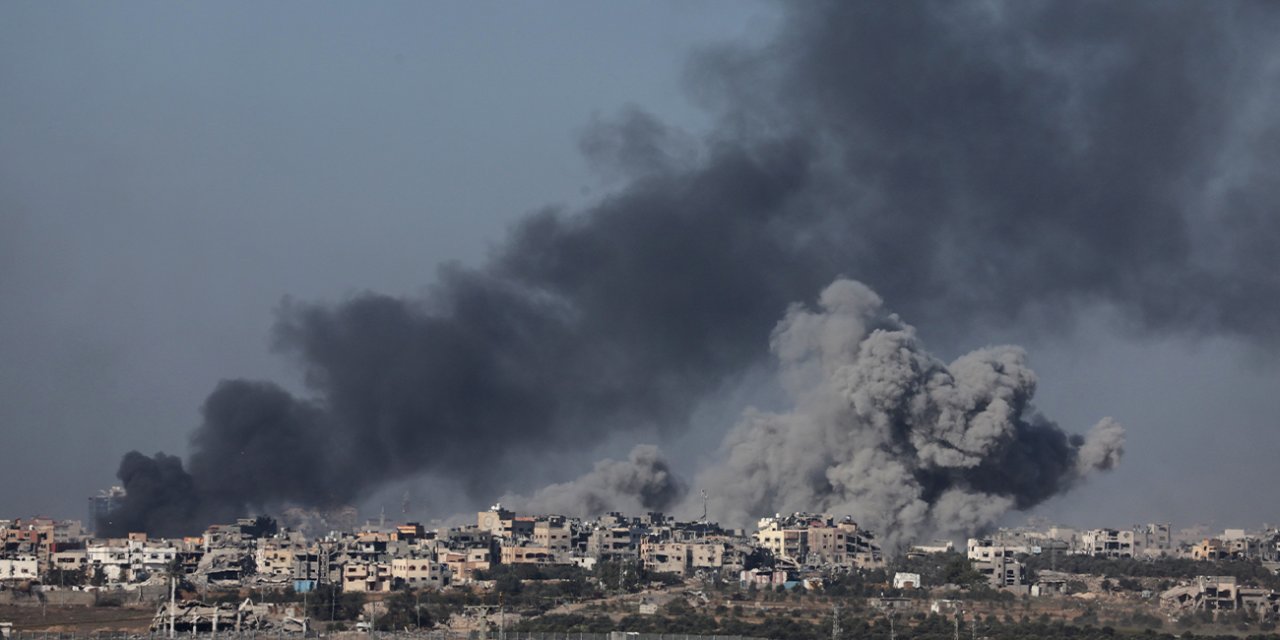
[440,549,491,583]
[48,549,88,578]
[640,541,690,576]
[0,555,38,582]
[289,544,331,591]
[390,557,449,589]
[255,540,299,582]
[197,548,252,586]
[1133,523,1173,558]
[392,523,427,543]
[893,572,921,589]
[967,538,1026,588]
[755,513,881,569]
[128,538,180,582]
[586,526,639,560]
[500,544,562,565]
[1162,576,1280,617]
[203,524,249,552]
[1240,587,1280,618]
[1079,528,1135,558]
[740,567,790,589]
[86,541,130,583]
[911,540,955,554]
[639,538,740,578]
[341,561,392,593]
[1187,538,1231,561]
[1162,576,1241,612]
[477,505,517,538]
[1264,529,1280,563]
[1030,570,1071,597]
[532,518,573,551]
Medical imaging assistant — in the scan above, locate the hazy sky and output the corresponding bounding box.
[2,2,1277,532]
[0,0,780,520]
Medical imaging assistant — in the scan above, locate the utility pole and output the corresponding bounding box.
[325,543,335,626]
[168,576,176,639]
[832,603,841,640]
[874,600,895,640]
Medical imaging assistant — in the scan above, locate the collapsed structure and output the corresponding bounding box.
[149,599,305,634]
[1160,576,1280,619]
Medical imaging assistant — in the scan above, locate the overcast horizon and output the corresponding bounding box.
[3,2,1279,536]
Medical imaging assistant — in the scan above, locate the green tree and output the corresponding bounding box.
[939,554,986,587]
[375,590,432,631]
[594,559,642,592]
[307,583,364,621]
[495,573,523,597]
[45,567,86,587]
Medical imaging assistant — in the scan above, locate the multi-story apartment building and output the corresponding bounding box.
[1080,528,1135,558]
[755,514,881,569]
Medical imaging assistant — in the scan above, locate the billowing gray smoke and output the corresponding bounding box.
[697,280,1124,550]
[500,445,686,518]
[105,2,1276,534]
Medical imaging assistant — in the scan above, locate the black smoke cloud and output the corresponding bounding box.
[104,1,1280,535]
[101,452,203,539]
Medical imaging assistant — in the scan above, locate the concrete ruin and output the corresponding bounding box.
[1160,576,1280,619]
[149,598,307,634]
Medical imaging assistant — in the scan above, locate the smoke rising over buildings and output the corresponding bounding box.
[696,279,1124,549]
[501,445,686,518]
[102,2,1276,534]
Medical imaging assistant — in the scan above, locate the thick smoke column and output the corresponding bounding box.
[500,445,686,518]
[102,382,349,536]
[106,2,1276,534]
[101,452,208,539]
[699,280,1124,550]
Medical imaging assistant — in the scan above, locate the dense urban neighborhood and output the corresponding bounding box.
[2,493,1279,639]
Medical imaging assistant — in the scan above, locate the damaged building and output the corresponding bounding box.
[150,599,306,634]
[754,513,882,570]
[966,538,1027,590]
[1160,576,1280,619]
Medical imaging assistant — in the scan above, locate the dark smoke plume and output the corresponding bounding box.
[101,452,205,538]
[106,1,1279,534]
[696,279,1124,549]
[501,445,686,518]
